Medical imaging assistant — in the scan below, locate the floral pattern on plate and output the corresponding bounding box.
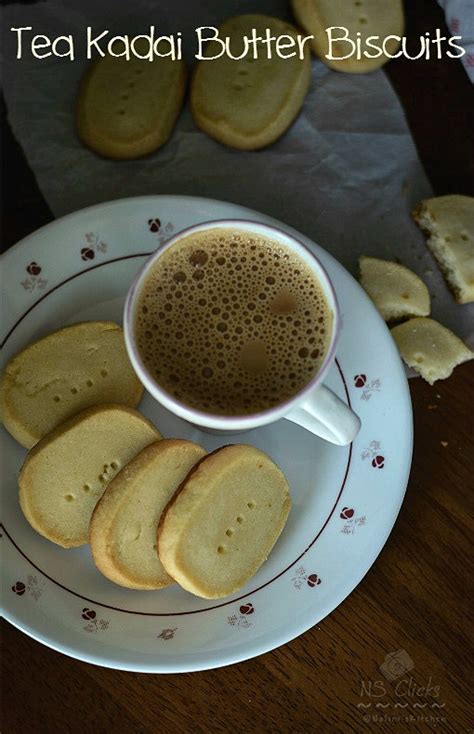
[1,195,412,673]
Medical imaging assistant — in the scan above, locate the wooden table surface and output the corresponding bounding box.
[2,1,473,732]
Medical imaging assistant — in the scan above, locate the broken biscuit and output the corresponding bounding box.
[412,195,474,304]
[391,317,473,385]
[359,256,430,321]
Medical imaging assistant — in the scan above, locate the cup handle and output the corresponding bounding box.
[284,384,361,446]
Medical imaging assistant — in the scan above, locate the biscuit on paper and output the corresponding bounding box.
[76,40,187,159]
[359,256,430,321]
[18,405,161,548]
[391,318,473,385]
[90,439,206,590]
[191,15,311,150]
[0,322,143,449]
[158,444,291,599]
[412,195,474,304]
[291,0,404,73]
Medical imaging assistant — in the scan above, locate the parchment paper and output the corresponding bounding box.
[2,0,473,347]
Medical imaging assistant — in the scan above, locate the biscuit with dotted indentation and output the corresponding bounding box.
[18,404,161,547]
[158,444,291,599]
[0,321,143,449]
[76,39,187,159]
[191,15,311,150]
[291,0,404,73]
[90,439,206,590]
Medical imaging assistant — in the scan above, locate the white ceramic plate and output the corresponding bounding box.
[1,196,412,673]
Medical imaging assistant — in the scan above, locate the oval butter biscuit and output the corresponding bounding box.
[158,444,291,599]
[77,39,187,159]
[291,0,404,73]
[19,404,161,548]
[191,15,311,150]
[90,439,206,590]
[0,321,144,448]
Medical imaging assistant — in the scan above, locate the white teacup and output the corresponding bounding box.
[124,220,360,445]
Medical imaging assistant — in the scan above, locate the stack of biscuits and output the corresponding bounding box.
[1,322,291,599]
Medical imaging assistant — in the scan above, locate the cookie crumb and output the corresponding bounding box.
[427,404,438,410]
[440,441,448,447]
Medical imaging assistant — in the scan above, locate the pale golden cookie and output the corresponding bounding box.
[191,15,311,150]
[19,405,161,548]
[391,318,472,385]
[291,0,404,73]
[158,444,291,599]
[90,439,206,590]
[412,195,474,304]
[0,321,143,449]
[359,256,430,321]
[77,40,187,159]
